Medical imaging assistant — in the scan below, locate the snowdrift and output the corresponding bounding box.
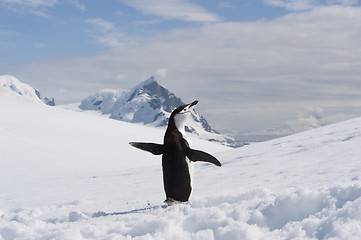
[1,95,361,239]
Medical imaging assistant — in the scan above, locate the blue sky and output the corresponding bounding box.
[1,0,361,136]
[0,0,291,65]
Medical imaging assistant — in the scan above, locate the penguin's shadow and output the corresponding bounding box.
[92,204,167,218]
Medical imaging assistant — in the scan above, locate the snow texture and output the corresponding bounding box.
[0,75,55,106]
[79,76,234,146]
[2,77,361,239]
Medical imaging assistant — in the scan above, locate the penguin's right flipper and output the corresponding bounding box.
[185,148,221,166]
[129,142,164,155]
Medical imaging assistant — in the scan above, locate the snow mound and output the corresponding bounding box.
[1,185,361,239]
[0,75,43,104]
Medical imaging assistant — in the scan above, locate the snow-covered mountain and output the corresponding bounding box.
[80,77,234,146]
[2,94,361,239]
[0,75,55,106]
[0,75,43,104]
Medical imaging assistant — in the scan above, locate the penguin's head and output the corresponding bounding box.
[170,100,198,131]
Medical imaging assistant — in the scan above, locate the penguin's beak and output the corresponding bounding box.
[180,100,198,114]
[189,100,198,108]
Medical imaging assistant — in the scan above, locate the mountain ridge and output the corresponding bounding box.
[79,77,234,146]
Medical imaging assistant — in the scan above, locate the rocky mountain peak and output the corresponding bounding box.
[127,77,183,112]
[80,77,235,146]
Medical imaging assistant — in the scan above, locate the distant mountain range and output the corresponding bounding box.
[2,74,344,147]
[0,75,55,106]
[80,77,235,146]
[0,75,233,146]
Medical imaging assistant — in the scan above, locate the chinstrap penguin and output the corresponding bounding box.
[129,100,221,204]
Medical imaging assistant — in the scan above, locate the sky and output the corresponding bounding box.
[1,0,361,137]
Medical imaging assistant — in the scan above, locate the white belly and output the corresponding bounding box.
[186,157,194,197]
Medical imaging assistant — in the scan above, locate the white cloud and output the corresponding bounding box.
[0,0,57,17]
[154,68,168,78]
[67,0,86,11]
[0,0,57,7]
[84,18,128,48]
[321,113,359,125]
[120,0,220,22]
[4,6,361,133]
[264,0,359,10]
[96,35,128,48]
[0,0,86,16]
[327,0,359,5]
[264,0,319,10]
[85,18,116,33]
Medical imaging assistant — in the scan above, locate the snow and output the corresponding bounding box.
[2,91,361,239]
[78,88,126,115]
[0,75,43,104]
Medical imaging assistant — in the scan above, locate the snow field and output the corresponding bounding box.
[0,98,227,207]
[1,94,361,239]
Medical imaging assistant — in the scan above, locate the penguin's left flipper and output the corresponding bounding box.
[129,142,164,155]
[185,148,221,166]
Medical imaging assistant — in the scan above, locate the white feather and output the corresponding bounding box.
[174,104,196,198]
[173,112,189,135]
[186,157,194,197]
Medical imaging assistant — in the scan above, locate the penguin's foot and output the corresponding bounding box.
[164,198,187,206]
